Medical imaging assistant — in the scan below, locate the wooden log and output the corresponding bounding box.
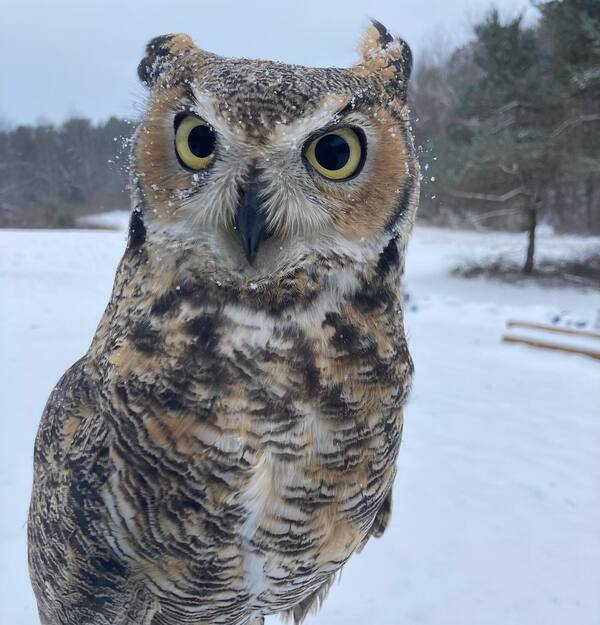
[506,320,600,341]
[502,335,600,361]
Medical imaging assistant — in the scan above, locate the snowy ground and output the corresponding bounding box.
[1,220,599,625]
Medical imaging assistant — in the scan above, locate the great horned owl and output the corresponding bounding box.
[28,19,419,625]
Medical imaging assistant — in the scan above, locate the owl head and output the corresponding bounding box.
[130,20,419,283]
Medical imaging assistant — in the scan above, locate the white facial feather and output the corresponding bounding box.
[139,89,401,280]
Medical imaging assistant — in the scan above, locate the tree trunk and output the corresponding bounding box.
[523,202,537,274]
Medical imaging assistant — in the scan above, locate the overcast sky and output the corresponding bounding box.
[0,0,538,126]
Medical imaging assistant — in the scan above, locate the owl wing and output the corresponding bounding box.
[283,489,394,624]
[28,358,142,624]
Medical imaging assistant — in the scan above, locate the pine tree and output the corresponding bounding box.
[434,10,547,271]
[536,0,600,233]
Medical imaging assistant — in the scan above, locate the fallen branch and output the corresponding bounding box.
[502,335,600,361]
[507,320,600,340]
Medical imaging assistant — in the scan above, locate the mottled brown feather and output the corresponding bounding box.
[28,19,419,625]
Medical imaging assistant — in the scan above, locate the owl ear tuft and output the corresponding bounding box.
[356,19,412,94]
[137,34,197,87]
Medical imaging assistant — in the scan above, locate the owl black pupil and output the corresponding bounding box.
[188,125,215,158]
[315,134,350,170]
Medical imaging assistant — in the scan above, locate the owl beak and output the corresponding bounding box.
[235,179,271,262]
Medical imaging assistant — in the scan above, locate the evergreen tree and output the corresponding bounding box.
[537,0,600,98]
[536,0,600,232]
[461,9,539,116]
[417,3,600,271]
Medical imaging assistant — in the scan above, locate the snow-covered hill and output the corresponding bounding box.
[1,222,598,625]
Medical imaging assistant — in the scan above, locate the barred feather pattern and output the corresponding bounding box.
[28,229,413,625]
[28,18,419,625]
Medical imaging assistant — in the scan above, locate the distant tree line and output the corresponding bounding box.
[412,0,600,270]
[0,117,133,227]
[0,0,598,272]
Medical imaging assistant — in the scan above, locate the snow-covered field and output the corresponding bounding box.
[1,220,599,625]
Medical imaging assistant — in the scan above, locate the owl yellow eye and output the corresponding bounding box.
[304,127,364,181]
[174,114,216,170]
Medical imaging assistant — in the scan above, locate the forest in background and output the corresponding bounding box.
[0,117,132,228]
[0,0,598,261]
[414,0,600,249]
